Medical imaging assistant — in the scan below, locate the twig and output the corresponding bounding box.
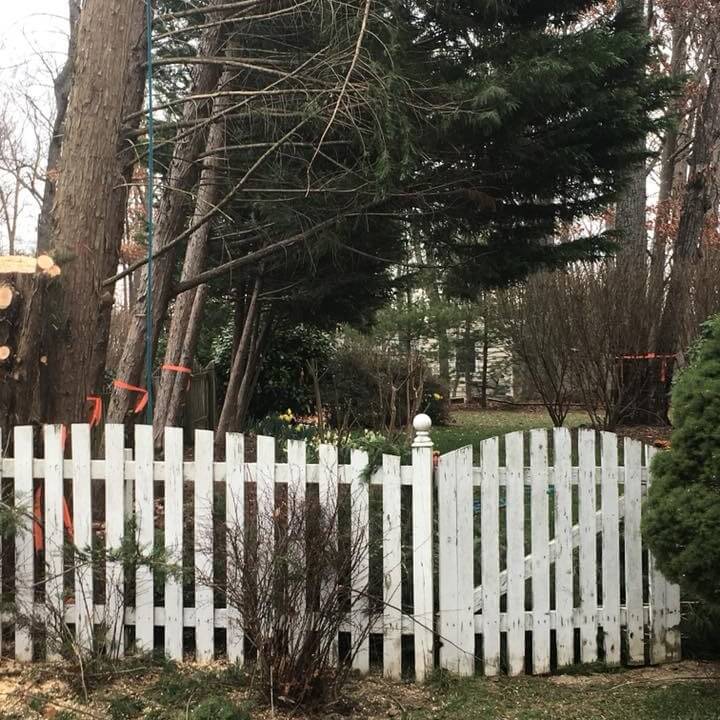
[306,0,372,188]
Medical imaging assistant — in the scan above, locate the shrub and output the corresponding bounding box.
[642,314,720,604]
[321,335,441,432]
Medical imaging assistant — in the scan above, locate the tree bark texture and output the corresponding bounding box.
[37,0,82,252]
[657,60,720,354]
[34,0,147,426]
[215,274,262,446]
[152,91,229,441]
[106,12,229,424]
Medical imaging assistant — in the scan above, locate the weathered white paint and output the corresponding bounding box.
[553,427,574,668]
[530,430,550,674]
[505,431,526,676]
[72,425,94,655]
[0,422,682,674]
[164,427,184,661]
[382,453,402,679]
[412,414,434,681]
[481,439,499,676]
[623,438,644,665]
[44,425,65,661]
[601,433,621,665]
[225,432,245,665]
[578,429,598,663]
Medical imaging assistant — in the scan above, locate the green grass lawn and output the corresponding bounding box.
[431,407,591,456]
[409,670,720,720]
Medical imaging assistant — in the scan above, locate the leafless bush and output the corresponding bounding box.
[500,260,664,428]
[498,273,577,426]
[199,477,375,708]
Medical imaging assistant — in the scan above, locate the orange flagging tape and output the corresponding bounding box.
[87,395,103,427]
[33,486,74,553]
[113,380,148,414]
[162,364,192,374]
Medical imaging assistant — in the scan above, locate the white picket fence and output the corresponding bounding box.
[0,418,680,677]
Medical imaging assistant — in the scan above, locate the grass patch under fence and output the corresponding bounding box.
[417,664,720,720]
[431,409,591,457]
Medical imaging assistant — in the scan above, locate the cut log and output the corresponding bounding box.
[36,255,55,271]
[0,256,38,274]
[0,284,14,310]
[0,346,11,361]
[46,265,62,278]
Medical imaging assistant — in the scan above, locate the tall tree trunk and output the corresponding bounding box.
[154,284,209,446]
[37,0,82,253]
[41,0,146,426]
[615,0,649,303]
[234,310,272,432]
[89,7,150,398]
[648,20,689,322]
[153,94,228,441]
[106,13,228,424]
[657,61,720,354]
[215,274,263,446]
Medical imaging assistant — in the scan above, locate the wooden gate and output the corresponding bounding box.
[437,429,681,676]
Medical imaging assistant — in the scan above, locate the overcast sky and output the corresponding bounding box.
[0,3,69,252]
[1,2,69,77]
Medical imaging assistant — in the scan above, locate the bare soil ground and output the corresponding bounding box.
[1,660,719,720]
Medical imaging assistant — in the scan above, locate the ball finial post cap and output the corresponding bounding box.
[412,413,433,448]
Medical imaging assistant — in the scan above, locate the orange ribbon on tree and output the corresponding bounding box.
[87,395,103,427]
[113,380,149,414]
[162,363,192,389]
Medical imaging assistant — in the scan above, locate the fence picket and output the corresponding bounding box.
[505,432,525,675]
[71,424,94,655]
[318,443,338,663]
[44,425,65,661]
[553,427,574,668]
[438,449,459,672]
[105,424,126,659]
[195,429,215,662]
[481,440,500,676]
[134,425,155,653]
[225,432,245,665]
[382,453,402,679]
[164,427,184,661]
[287,439,307,654]
[623,438,644,665]
[530,430,550,674]
[351,449,370,672]
[13,426,33,661]
[601,433,621,665]
[578,429,598,663]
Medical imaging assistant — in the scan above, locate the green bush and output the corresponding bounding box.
[642,314,720,604]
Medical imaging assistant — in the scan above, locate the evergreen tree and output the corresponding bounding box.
[643,314,720,603]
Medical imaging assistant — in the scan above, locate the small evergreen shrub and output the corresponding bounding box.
[642,314,720,604]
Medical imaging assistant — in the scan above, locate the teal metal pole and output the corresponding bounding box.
[145,0,155,424]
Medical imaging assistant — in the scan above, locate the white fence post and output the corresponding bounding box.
[412,413,434,682]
